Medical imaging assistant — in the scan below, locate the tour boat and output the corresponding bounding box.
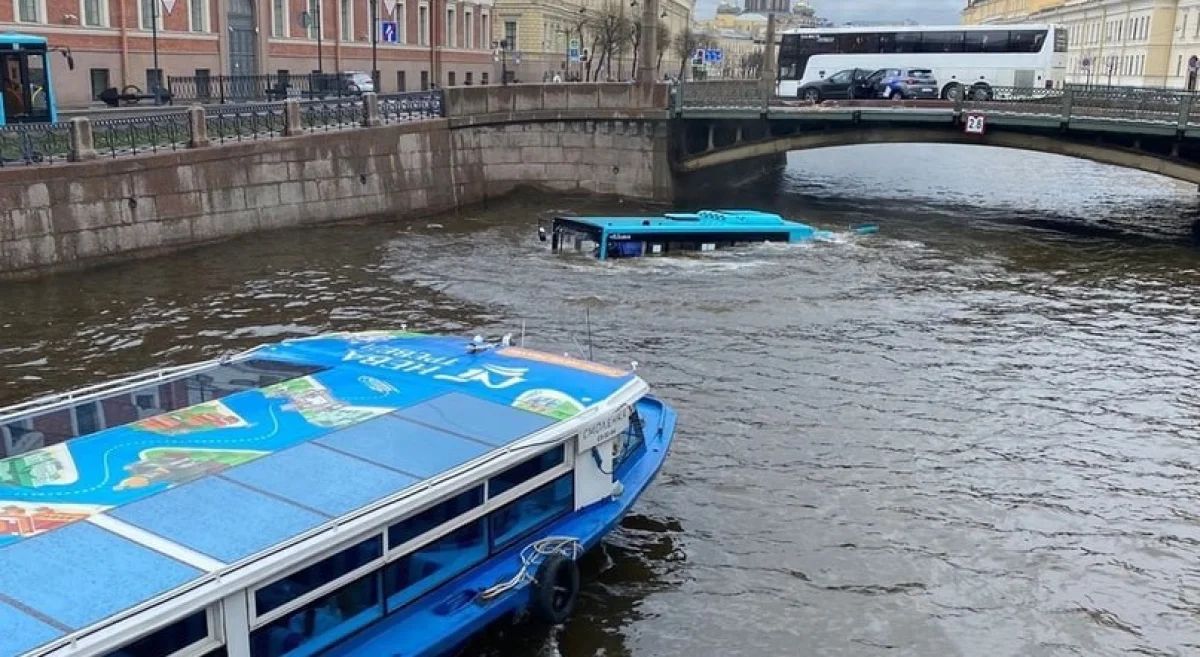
[539,209,858,260]
[0,329,676,657]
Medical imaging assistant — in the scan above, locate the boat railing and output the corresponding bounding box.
[0,344,266,425]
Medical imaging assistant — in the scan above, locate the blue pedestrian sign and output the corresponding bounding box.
[380,20,398,43]
[704,48,723,64]
[568,38,580,62]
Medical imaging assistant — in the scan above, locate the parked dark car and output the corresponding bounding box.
[869,68,939,100]
[796,68,876,102]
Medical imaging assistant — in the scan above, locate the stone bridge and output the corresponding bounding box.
[673,80,1200,186]
[7,79,1200,278]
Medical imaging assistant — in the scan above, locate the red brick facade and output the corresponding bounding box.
[1,0,495,107]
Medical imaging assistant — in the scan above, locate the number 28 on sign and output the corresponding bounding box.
[963,113,986,135]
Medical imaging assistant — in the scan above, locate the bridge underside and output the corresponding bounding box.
[674,117,1200,186]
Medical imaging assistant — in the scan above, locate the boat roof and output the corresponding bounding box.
[556,209,813,235]
[0,331,639,657]
[0,32,49,47]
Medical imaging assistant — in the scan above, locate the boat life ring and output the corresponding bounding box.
[531,553,581,624]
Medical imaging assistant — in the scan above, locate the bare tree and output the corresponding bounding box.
[740,48,763,78]
[588,1,633,81]
[672,27,715,80]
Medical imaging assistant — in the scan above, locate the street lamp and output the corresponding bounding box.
[151,0,162,104]
[370,0,378,88]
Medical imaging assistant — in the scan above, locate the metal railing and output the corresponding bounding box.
[674,80,1200,127]
[167,73,374,104]
[0,90,445,167]
[0,122,73,166]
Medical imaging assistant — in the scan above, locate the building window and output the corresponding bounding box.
[272,0,286,37]
[393,2,405,43]
[139,0,162,29]
[488,473,574,553]
[383,518,487,612]
[396,70,406,90]
[249,573,381,657]
[81,0,105,26]
[446,7,455,47]
[189,0,207,31]
[255,536,383,617]
[464,10,472,48]
[482,14,490,48]
[464,71,472,85]
[447,70,455,85]
[481,71,488,85]
[388,486,483,550]
[418,5,428,45]
[16,0,40,22]
[503,20,516,49]
[340,0,352,41]
[420,70,428,89]
[89,68,110,101]
[104,609,212,656]
[308,0,320,39]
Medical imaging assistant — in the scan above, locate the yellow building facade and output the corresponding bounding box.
[963,0,1200,88]
[490,0,692,81]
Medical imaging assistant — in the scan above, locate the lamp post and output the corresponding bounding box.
[370,0,378,88]
[316,0,324,73]
[151,0,162,104]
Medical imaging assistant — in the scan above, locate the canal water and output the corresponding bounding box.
[3,144,1200,657]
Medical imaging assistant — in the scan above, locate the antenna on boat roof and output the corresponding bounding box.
[585,306,594,362]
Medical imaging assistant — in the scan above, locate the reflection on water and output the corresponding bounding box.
[3,144,1200,657]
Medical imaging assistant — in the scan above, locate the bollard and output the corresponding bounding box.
[187,105,210,148]
[363,92,381,127]
[68,117,97,162]
[283,98,303,136]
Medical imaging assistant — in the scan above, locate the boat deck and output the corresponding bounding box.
[0,332,637,657]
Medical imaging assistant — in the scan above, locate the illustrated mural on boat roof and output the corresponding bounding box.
[0,332,635,548]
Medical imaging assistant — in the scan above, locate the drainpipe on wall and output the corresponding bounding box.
[430,0,438,85]
[334,0,343,73]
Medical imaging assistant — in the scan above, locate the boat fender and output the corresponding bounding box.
[531,553,581,625]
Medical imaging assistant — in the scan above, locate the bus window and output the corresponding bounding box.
[964,30,1010,53]
[893,32,921,53]
[1,55,22,121]
[1009,29,1046,53]
[836,33,877,54]
[27,53,49,115]
[918,30,965,53]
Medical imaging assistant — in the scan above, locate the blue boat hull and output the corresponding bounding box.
[323,395,678,657]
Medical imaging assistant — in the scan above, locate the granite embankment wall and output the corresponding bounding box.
[0,83,672,279]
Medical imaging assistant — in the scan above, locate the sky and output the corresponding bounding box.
[693,0,965,24]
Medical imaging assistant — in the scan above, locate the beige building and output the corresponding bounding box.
[490,0,692,81]
[964,0,1200,88]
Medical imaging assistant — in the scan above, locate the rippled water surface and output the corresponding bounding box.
[4,145,1200,657]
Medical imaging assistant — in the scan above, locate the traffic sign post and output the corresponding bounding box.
[568,38,580,63]
[380,20,398,43]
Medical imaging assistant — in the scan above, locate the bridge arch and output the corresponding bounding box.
[677,127,1200,186]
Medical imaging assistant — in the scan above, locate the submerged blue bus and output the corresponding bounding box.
[0,32,72,125]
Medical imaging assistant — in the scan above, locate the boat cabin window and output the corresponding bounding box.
[387,484,484,549]
[489,473,574,553]
[487,445,565,497]
[255,536,384,616]
[102,608,220,657]
[249,572,382,657]
[382,517,488,612]
[2,358,328,450]
[612,410,646,474]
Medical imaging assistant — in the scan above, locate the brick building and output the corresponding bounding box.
[0,0,495,108]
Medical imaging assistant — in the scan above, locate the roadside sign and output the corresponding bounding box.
[160,0,177,13]
[380,20,398,43]
[964,112,986,135]
[1081,56,1091,69]
[569,38,580,62]
[692,48,704,66]
[704,48,723,64]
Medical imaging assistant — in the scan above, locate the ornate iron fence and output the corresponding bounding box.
[300,97,365,132]
[378,91,444,123]
[205,103,288,143]
[0,123,73,166]
[168,73,368,104]
[92,113,192,158]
